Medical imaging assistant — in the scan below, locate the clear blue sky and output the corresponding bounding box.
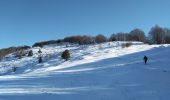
[0,0,170,48]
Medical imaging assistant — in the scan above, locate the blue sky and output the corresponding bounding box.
[0,0,170,48]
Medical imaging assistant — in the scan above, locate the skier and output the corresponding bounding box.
[143,56,148,64]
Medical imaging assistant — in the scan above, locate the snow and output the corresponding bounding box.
[0,41,170,100]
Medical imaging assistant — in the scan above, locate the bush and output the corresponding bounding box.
[61,50,70,61]
[122,42,132,48]
[28,50,33,57]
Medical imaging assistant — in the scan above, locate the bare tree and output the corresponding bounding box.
[109,33,116,41]
[95,34,107,43]
[163,28,170,43]
[115,32,130,41]
[129,28,146,42]
[149,25,165,44]
[63,35,94,44]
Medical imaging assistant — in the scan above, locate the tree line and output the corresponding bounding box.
[1,25,170,59]
[111,25,170,44]
[32,25,170,47]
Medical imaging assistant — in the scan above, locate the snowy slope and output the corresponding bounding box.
[0,42,170,100]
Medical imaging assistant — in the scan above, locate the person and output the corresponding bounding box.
[143,56,148,64]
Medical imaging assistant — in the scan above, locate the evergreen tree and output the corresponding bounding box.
[38,56,43,63]
[38,49,42,54]
[61,50,70,61]
[28,50,33,57]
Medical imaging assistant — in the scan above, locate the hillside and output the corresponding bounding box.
[0,42,169,100]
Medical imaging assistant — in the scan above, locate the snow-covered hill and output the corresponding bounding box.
[0,42,170,100]
[0,42,153,76]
